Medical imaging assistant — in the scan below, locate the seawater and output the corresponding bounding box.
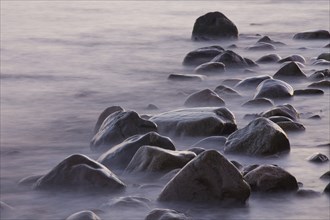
[1,1,329,219]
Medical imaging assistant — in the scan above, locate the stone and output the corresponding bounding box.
[267,116,293,123]
[150,107,237,137]
[261,104,299,121]
[33,154,125,192]
[93,106,124,135]
[278,55,306,64]
[222,78,241,87]
[182,46,224,66]
[211,50,250,68]
[242,164,260,176]
[66,210,101,220]
[256,54,281,63]
[254,79,294,99]
[235,75,272,89]
[244,165,298,192]
[145,209,190,220]
[224,117,290,156]
[324,183,330,194]
[158,150,251,204]
[194,62,225,74]
[324,43,330,48]
[214,85,241,98]
[293,30,330,40]
[184,89,225,107]
[273,62,307,79]
[257,36,285,45]
[320,171,330,180]
[187,147,205,155]
[275,121,305,132]
[104,196,150,210]
[317,53,330,61]
[146,104,158,110]
[308,69,330,81]
[98,132,175,170]
[308,80,330,88]
[247,43,276,51]
[191,136,227,150]
[312,59,330,66]
[18,174,44,187]
[125,146,196,173]
[90,110,157,152]
[296,189,321,198]
[244,58,258,67]
[192,11,238,41]
[294,89,324,96]
[307,153,329,163]
[168,73,205,82]
[242,98,274,108]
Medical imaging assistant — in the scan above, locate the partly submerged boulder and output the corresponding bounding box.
[278,55,306,64]
[214,85,241,98]
[261,104,299,121]
[145,209,190,220]
[235,75,272,89]
[224,117,290,156]
[184,89,225,107]
[192,12,238,41]
[317,53,330,61]
[273,62,307,80]
[93,106,124,135]
[254,79,294,99]
[150,107,237,137]
[211,50,251,68]
[242,98,274,108]
[66,210,101,220]
[256,54,281,64]
[90,111,157,152]
[194,62,225,74]
[158,150,251,203]
[293,30,330,40]
[168,73,205,82]
[307,153,329,163]
[182,46,224,66]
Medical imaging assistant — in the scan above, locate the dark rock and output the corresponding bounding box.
[308,80,330,88]
[158,150,251,204]
[224,117,290,156]
[150,107,237,137]
[268,116,293,123]
[312,59,330,66]
[146,104,158,110]
[182,46,224,66]
[194,62,225,75]
[278,55,306,64]
[145,209,190,220]
[98,132,175,170]
[214,85,241,98]
[276,121,305,132]
[242,164,260,176]
[320,171,330,180]
[317,53,330,61]
[33,154,126,192]
[317,143,330,147]
[242,98,274,108]
[168,73,205,82]
[293,30,330,40]
[191,136,227,150]
[18,174,44,187]
[231,160,243,170]
[244,165,298,192]
[244,58,258,67]
[192,11,238,41]
[256,54,281,63]
[222,78,241,87]
[324,43,330,48]
[211,50,250,68]
[261,104,299,121]
[235,75,272,89]
[125,146,196,173]
[90,110,157,152]
[227,44,237,49]
[294,89,324,95]
[184,89,225,107]
[309,115,321,119]
[66,210,101,220]
[188,147,206,155]
[254,79,294,99]
[93,106,124,135]
[307,153,329,163]
[160,169,181,182]
[257,36,285,45]
[273,62,307,79]
[324,183,330,194]
[296,189,321,198]
[105,196,150,210]
[247,43,276,51]
[308,69,330,81]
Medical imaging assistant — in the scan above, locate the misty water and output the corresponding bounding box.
[1,1,329,219]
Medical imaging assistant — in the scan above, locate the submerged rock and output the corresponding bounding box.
[18,174,44,187]
[105,196,151,210]
[150,107,237,137]
[324,183,330,194]
[256,54,281,63]
[278,55,306,64]
[261,104,299,121]
[192,11,238,40]
[158,150,251,203]
[296,189,321,198]
[194,62,225,74]
[214,85,241,98]
[184,89,225,107]
[224,117,290,156]
[168,73,205,81]
[312,59,330,66]
[182,46,224,66]
[275,121,305,132]
[308,69,330,81]
[93,106,124,135]
[247,42,276,51]
[293,30,330,40]
[320,171,330,180]
[66,210,101,220]
[317,53,330,61]
[273,62,307,79]
[191,136,227,150]
[235,75,272,89]
[254,79,294,99]
[308,80,330,88]
[211,50,251,68]
[294,89,324,96]
[98,132,175,170]
[90,110,157,152]
[257,36,285,45]
[145,208,190,220]
[125,146,196,173]
[244,165,298,192]
[242,98,274,108]
[307,153,329,163]
[33,154,125,192]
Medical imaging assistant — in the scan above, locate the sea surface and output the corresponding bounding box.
[1,1,329,219]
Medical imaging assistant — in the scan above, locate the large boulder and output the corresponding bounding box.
[182,46,224,66]
[247,43,276,51]
[150,107,237,137]
[235,75,272,89]
[261,104,299,121]
[278,55,306,64]
[98,132,175,170]
[125,146,196,173]
[254,79,294,99]
[194,62,225,74]
[93,106,124,135]
[256,54,281,64]
[191,12,238,41]
[145,209,190,220]
[224,117,290,156]
[158,150,251,203]
[273,62,307,80]
[66,210,101,220]
[90,110,157,152]
[293,30,330,40]
[244,165,298,192]
[317,53,330,61]
[211,50,251,68]
[33,154,125,192]
[184,89,225,107]
[242,98,274,108]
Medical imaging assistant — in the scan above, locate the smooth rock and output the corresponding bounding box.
[191,136,227,150]
[320,171,330,180]
[93,106,124,135]
[98,132,175,170]
[188,147,206,155]
[254,79,294,99]
[18,174,44,187]
[184,89,225,107]
[247,42,276,51]
[192,11,238,40]
[317,53,330,61]
[278,55,306,64]
[244,165,298,192]
[257,36,285,45]
[324,183,330,194]
[146,104,158,110]
[235,75,272,89]
[242,98,274,108]
[293,30,330,40]
[105,196,150,210]
[312,59,330,66]
[296,189,321,198]
[211,50,250,68]
[90,111,157,152]
[150,107,237,137]
[256,54,281,63]
[222,78,241,87]
[125,146,196,173]
[276,121,305,132]
[308,80,330,88]
[33,154,125,192]
[168,73,205,82]
[66,210,101,220]
[224,117,290,156]
[308,69,330,81]
[273,62,307,79]
[182,46,224,66]
[194,62,226,75]
[145,209,190,220]
[307,153,329,163]
[294,88,324,96]
[242,164,260,176]
[261,104,299,121]
[214,85,241,98]
[158,150,251,203]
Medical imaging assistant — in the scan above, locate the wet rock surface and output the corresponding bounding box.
[184,89,225,107]
[293,30,330,40]
[254,79,294,99]
[194,61,225,74]
[182,46,224,66]
[273,62,307,80]
[256,54,281,63]
[307,153,329,163]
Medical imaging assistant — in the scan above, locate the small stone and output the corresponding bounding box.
[184,89,225,107]
[168,73,205,82]
[320,171,330,180]
[293,30,330,40]
[307,153,329,163]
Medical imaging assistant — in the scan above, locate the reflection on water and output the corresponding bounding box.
[1,1,330,219]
